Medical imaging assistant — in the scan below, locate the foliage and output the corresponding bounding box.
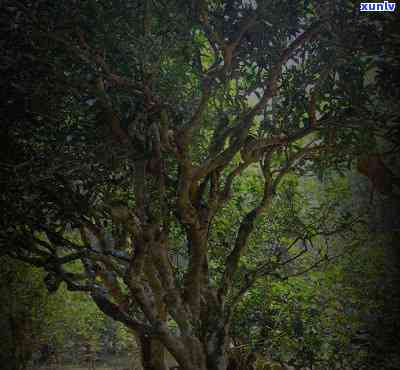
[0,256,135,369]
[1,1,398,369]
[230,171,400,369]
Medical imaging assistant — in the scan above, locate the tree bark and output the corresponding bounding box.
[138,333,168,370]
[8,314,33,370]
[150,339,166,370]
[205,329,228,370]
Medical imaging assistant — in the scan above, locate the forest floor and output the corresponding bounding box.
[32,354,142,370]
[33,352,177,370]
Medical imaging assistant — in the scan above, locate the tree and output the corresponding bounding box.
[1,1,396,369]
[0,257,46,370]
[0,255,125,369]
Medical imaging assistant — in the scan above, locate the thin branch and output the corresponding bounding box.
[178,79,211,152]
[219,161,250,203]
[91,291,151,334]
[272,142,326,193]
[249,22,322,118]
[194,21,321,181]
[219,173,273,298]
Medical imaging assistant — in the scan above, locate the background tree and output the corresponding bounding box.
[0,257,46,370]
[0,255,139,370]
[1,1,398,369]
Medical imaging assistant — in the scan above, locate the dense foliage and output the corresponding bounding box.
[0,256,137,369]
[1,1,399,369]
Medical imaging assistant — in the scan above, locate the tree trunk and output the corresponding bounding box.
[139,334,152,370]
[139,333,167,370]
[150,338,166,370]
[206,355,227,370]
[176,351,227,370]
[206,336,228,370]
[168,335,227,370]
[8,314,32,370]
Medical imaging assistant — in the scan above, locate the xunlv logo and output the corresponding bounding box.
[360,1,396,11]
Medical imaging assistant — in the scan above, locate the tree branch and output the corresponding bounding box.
[219,173,273,299]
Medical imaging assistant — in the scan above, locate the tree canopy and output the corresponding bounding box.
[1,1,399,370]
